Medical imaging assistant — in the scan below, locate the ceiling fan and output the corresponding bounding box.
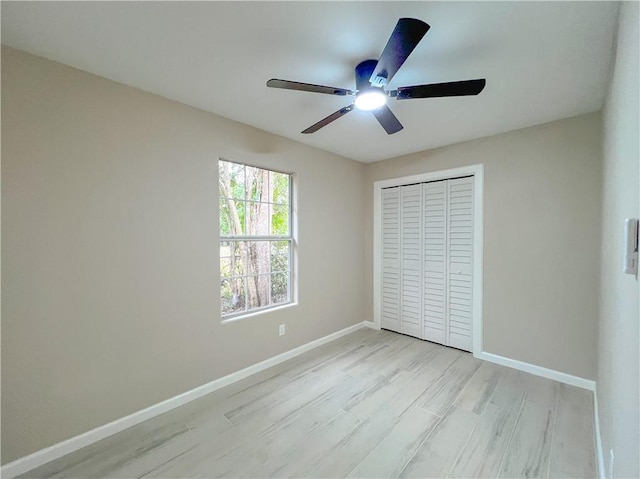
[266,18,486,135]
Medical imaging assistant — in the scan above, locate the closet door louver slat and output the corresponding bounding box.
[447,177,473,351]
[400,184,423,338]
[423,181,447,344]
[381,188,401,332]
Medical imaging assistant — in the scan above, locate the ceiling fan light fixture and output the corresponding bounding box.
[267,18,485,135]
[354,89,387,111]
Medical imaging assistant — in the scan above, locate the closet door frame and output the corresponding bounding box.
[373,164,484,356]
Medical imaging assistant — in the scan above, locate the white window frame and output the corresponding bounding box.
[219,159,294,321]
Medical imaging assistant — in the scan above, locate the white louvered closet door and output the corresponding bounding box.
[381,188,401,333]
[400,184,423,338]
[447,177,474,351]
[381,177,474,351]
[423,181,447,344]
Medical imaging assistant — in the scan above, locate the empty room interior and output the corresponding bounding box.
[1,1,639,478]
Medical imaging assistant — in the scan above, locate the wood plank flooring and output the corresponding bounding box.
[19,329,597,478]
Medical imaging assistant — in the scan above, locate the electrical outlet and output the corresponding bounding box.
[609,449,614,478]
[279,324,285,336]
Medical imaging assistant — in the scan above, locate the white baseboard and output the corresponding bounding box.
[0,321,367,479]
[476,351,602,476]
[363,320,379,330]
[475,351,596,391]
[593,386,605,479]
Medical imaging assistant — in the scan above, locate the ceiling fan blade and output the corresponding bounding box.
[372,105,403,135]
[369,18,430,87]
[301,104,355,134]
[267,79,354,96]
[393,79,486,99]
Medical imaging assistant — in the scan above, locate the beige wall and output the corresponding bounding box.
[1,47,365,463]
[598,2,640,477]
[364,113,602,380]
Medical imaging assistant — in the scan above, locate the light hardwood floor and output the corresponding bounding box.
[20,329,597,478]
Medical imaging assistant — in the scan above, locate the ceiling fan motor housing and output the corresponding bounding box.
[355,59,384,93]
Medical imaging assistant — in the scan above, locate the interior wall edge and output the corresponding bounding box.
[475,351,596,391]
[597,1,640,476]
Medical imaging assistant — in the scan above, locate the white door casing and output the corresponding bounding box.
[373,164,483,356]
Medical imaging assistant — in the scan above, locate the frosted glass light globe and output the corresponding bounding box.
[355,90,387,111]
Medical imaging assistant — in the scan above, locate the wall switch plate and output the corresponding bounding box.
[623,218,638,274]
[279,324,285,336]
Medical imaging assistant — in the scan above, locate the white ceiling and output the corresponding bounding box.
[1,1,618,163]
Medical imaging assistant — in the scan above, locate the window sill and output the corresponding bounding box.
[220,302,297,324]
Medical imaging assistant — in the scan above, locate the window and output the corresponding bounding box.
[219,159,292,318]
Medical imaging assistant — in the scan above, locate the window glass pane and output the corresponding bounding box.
[221,241,246,278]
[270,254,288,273]
[220,240,231,258]
[270,246,289,273]
[271,273,289,305]
[220,256,232,278]
[221,277,245,315]
[231,241,246,277]
[270,240,289,256]
[270,171,289,205]
[219,197,245,235]
[271,203,289,236]
[247,241,271,276]
[246,275,270,309]
[246,201,270,236]
[219,161,245,200]
[246,166,269,202]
